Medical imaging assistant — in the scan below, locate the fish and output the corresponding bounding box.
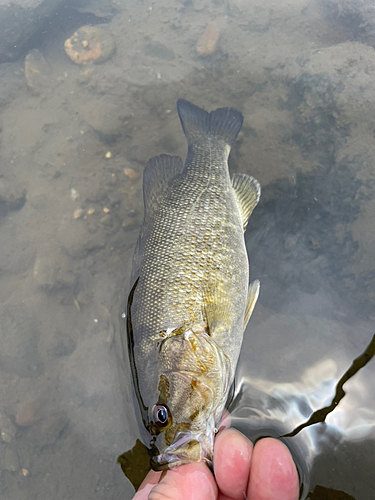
[124,99,261,471]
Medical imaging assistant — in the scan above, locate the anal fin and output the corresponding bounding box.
[244,279,260,329]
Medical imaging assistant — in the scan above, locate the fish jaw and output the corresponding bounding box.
[150,427,215,471]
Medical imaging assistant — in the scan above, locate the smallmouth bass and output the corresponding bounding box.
[124,99,260,470]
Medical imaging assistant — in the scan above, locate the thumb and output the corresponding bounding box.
[133,463,217,500]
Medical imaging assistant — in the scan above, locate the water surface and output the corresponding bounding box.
[0,1,374,499]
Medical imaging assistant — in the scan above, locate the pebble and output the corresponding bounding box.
[124,168,140,180]
[102,207,110,213]
[87,208,95,216]
[16,400,41,427]
[196,23,219,56]
[70,188,79,201]
[0,413,16,443]
[64,26,115,65]
[73,208,84,219]
[105,151,112,159]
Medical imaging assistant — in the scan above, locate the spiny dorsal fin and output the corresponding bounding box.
[244,279,260,330]
[232,173,261,230]
[177,99,243,146]
[143,154,184,219]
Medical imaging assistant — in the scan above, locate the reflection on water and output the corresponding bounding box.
[230,334,375,497]
[283,334,375,439]
[0,0,374,499]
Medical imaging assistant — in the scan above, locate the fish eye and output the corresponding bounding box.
[153,404,169,427]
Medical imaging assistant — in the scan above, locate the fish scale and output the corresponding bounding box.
[136,191,243,344]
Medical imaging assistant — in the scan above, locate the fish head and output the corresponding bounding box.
[147,328,231,470]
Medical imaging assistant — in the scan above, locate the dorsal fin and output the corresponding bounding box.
[232,173,261,230]
[177,99,243,146]
[143,154,184,219]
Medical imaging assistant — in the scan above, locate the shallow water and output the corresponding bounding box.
[0,1,374,499]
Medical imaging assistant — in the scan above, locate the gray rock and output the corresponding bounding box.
[33,244,76,291]
[73,0,118,19]
[56,217,108,259]
[50,334,76,358]
[27,411,69,448]
[0,0,63,63]
[79,101,122,144]
[24,49,52,95]
[144,42,175,60]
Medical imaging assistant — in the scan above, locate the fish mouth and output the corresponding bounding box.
[150,432,214,471]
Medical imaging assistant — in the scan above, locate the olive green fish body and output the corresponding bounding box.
[126,100,260,470]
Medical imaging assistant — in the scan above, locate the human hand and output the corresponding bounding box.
[132,429,299,500]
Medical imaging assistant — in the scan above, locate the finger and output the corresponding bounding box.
[132,470,162,500]
[145,462,218,500]
[247,438,299,500]
[214,428,253,500]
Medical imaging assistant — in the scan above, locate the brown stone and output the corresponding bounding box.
[196,23,219,56]
[64,26,115,65]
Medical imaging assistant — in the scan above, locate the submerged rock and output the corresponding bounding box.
[0,0,63,63]
[72,0,118,19]
[33,244,76,291]
[16,399,42,427]
[196,23,219,56]
[79,100,122,143]
[64,26,115,65]
[0,175,26,216]
[24,49,51,94]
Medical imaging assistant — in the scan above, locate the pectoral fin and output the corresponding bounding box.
[244,280,260,329]
[232,173,261,230]
[202,283,233,337]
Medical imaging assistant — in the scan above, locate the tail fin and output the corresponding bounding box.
[177,99,243,146]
